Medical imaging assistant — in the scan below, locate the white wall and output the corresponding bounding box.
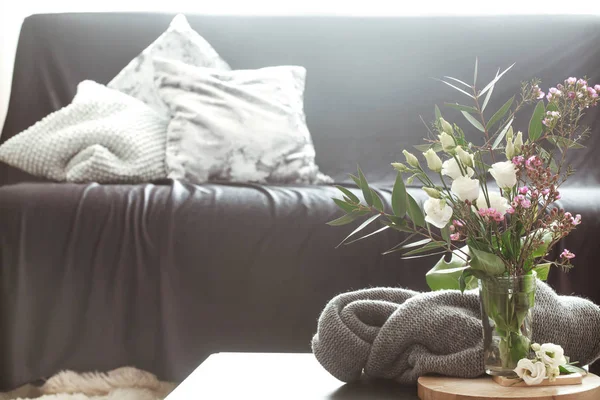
[1,0,600,133]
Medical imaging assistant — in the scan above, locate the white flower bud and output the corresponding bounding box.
[506,138,515,159]
[438,132,456,153]
[456,146,474,167]
[422,187,442,199]
[391,162,410,172]
[514,131,524,154]
[439,118,454,134]
[403,150,420,168]
[423,149,443,172]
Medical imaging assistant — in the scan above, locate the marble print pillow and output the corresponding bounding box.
[108,14,230,117]
[153,58,332,185]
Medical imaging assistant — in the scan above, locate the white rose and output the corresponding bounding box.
[423,198,453,229]
[438,132,456,152]
[537,343,566,369]
[423,149,443,172]
[451,176,480,202]
[474,191,510,215]
[514,359,546,386]
[441,158,474,180]
[489,161,517,189]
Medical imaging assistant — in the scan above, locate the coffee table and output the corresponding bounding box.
[166,352,418,399]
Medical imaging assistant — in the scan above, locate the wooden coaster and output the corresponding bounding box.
[417,373,600,399]
[493,372,582,387]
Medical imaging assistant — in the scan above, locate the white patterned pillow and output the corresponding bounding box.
[108,14,230,117]
[153,58,332,185]
[0,81,168,183]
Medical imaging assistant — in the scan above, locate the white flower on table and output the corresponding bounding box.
[489,161,518,189]
[451,176,480,202]
[537,343,567,369]
[474,191,511,216]
[423,198,453,229]
[514,359,546,385]
[441,158,474,180]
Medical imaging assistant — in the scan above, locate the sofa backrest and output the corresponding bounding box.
[2,13,600,185]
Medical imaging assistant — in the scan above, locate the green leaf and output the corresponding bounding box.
[437,79,475,99]
[492,117,514,150]
[434,104,442,120]
[350,174,361,187]
[401,237,432,250]
[461,111,485,132]
[473,57,478,85]
[403,241,446,256]
[370,189,384,212]
[441,225,450,245]
[444,76,472,89]
[407,193,426,228]
[486,96,514,130]
[336,214,381,247]
[481,68,500,111]
[327,213,359,226]
[345,225,390,245]
[415,143,443,153]
[401,251,447,260]
[335,185,360,204]
[357,166,373,206]
[546,102,559,113]
[427,250,475,291]
[479,63,515,97]
[444,103,479,114]
[559,364,587,376]
[469,247,506,275]
[392,172,408,218]
[538,147,559,173]
[533,263,551,281]
[381,219,413,233]
[333,198,357,214]
[528,100,546,142]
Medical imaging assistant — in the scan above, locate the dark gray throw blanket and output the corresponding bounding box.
[311,281,600,385]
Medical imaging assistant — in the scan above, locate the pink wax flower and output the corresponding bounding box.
[521,199,532,209]
[561,249,576,259]
[478,208,489,217]
[512,156,525,166]
[519,186,529,195]
[493,214,505,222]
[549,87,558,94]
[450,233,460,241]
[541,188,551,196]
[511,200,519,208]
[572,214,582,225]
[531,190,539,198]
[557,84,564,90]
[578,78,588,86]
[507,207,515,214]
[568,91,576,99]
[567,77,577,85]
[595,84,600,92]
[564,212,572,219]
[555,192,562,200]
[516,194,525,202]
[453,219,464,227]
[449,224,455,232]
[546,93,553,101]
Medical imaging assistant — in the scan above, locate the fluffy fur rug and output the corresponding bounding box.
[0,367,177,400]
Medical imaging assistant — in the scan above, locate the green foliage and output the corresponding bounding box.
[461,110,485,132]
[528,100,546,141]
[357,166,373,206]
[426,249,478,291]
[492,117,514,149]
[487,96,514,130]
[406,194,426,228]
[392,173,408,218]
[468,245,506,276]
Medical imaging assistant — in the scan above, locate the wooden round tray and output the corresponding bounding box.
[417,373,600,399]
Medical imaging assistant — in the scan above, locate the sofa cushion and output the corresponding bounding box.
[154,58,332,184]
[107,14,230,117]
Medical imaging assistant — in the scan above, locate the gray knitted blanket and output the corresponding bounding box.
[311,281,600,385]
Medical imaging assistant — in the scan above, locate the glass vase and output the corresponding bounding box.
[478,271,536,377]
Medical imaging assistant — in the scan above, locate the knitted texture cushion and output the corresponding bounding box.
[0,81,168,183]
[108,14,230,117]
[311,281,600,385]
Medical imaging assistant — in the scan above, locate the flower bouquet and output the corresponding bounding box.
[328,61,598,377]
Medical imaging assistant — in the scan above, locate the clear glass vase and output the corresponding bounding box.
[479,271,536,377]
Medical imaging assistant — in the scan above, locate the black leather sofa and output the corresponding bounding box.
[1,12,599,390]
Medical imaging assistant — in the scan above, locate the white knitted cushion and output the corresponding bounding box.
[0,81,168,183]
[153,58,333,185]
[108,14,230,117]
